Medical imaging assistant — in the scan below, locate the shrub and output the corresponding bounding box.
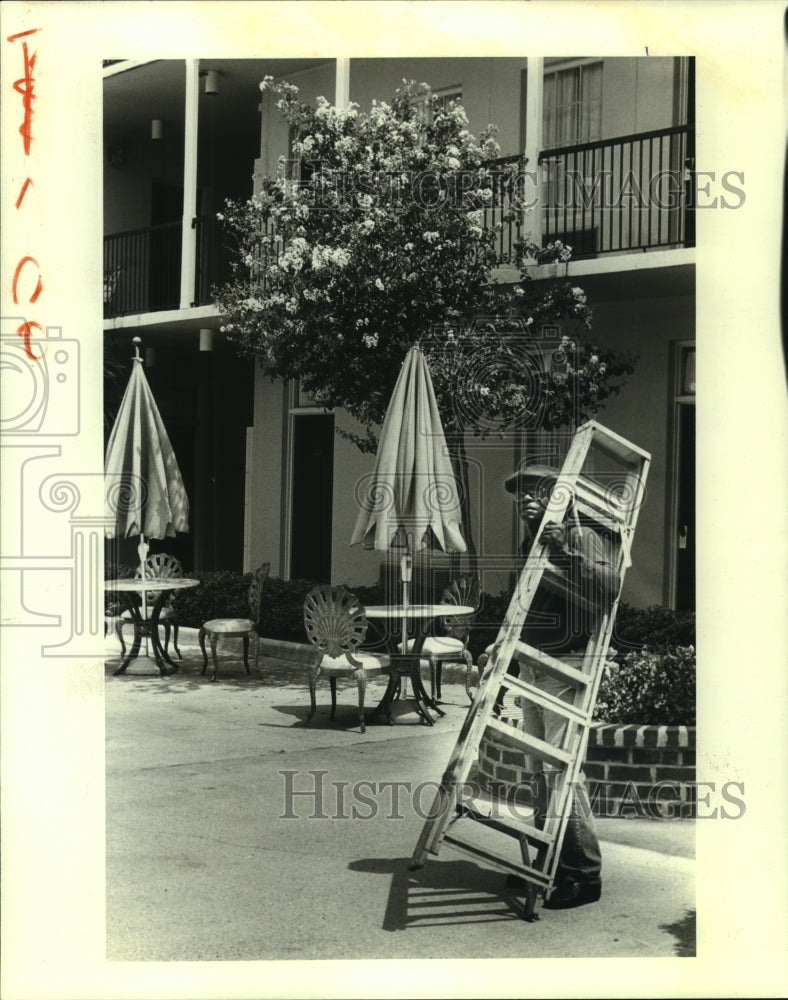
[465,595,696,726]
[171,569,254,627]
[611,603,696,655]
[468,590,512,662]
[170,571,387,641]
[593,645,696,726]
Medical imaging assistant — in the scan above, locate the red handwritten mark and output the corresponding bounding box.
[15,177,33,208]
[7,28,40,156]
[12,255,43,304]
[7,29,43,363]
[16,320,42,361]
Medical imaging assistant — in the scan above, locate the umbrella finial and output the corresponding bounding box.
[132,337,143,362]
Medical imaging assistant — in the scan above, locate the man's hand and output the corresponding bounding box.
[541,520,567,552]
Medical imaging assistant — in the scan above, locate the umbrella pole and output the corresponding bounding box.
[400,535,413,653]
[138,534,150,656]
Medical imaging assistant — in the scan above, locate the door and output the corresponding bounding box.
[290,414,334,583]
[675,402,695,611]
[150,181,183,311]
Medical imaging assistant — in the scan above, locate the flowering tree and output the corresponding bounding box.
[215,79,636,557]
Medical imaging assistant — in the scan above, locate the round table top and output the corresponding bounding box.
[104,577,200,592]
[364,603,475,619]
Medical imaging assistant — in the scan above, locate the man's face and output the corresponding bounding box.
[514,480,553,528]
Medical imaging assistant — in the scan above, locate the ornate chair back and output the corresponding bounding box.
[439,574,481,638]
[303,585,368,660]
[136,553,184,580]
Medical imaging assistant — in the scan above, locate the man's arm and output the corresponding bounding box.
[542,520,620,607]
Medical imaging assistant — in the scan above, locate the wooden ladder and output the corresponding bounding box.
[409,420,651,920]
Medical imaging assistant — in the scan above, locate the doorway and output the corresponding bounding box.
[290,414,334,583]
[670,342,696,611]
[150,181,183,311]
[675,402,695,610]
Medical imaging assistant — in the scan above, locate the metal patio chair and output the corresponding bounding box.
[302,585,391,733]
[198,562,271,681]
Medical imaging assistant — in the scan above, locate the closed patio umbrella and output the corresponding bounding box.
[104,337,189,598]
[351,345,465,646]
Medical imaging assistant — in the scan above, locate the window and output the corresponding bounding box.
[543,62,602,148]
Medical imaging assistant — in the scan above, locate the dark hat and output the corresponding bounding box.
[504,464,559,495]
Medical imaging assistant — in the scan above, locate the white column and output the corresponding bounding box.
[524,56,544,246]
[180,59,200,308]
[335,58,350,108]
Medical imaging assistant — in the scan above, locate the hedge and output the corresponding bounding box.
[594,645,696,726]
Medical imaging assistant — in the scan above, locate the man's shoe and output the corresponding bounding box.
[543,880,601,910]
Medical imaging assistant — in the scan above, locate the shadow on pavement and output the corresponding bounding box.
[350,857,529,933]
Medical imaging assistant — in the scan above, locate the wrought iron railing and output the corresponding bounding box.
[104,216,232,318]
[482,154,526,265]
[537,124,694,257]
[103,128,694,319]
[194,214,234,307]
[103,221,182,317]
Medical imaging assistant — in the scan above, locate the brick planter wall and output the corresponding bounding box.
[477,715,697,819]
[584,723,697,818]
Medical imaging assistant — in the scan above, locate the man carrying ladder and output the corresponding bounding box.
[502,462,618,909]
[410,420,650,921]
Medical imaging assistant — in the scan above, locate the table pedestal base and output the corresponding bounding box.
[373,656,446,727]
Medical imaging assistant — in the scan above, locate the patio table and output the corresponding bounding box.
[364,603,475,725]
[104,577,200,676]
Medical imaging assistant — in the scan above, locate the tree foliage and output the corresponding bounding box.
[214,78,636,452]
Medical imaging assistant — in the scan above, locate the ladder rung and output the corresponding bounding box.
[513,643,591,687]
[583,422,650,464]
[502,673,590,725]
[485,717,572,769]
[442,834,552,887]
[455,800,555,847]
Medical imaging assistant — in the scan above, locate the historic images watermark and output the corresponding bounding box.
[278,161,746,214]
[279,769,745,822]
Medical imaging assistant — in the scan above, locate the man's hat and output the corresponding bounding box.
[504,464,559,495]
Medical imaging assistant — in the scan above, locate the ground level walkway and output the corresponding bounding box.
[105,628,695,965]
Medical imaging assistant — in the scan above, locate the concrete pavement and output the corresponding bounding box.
[105,629,695,963]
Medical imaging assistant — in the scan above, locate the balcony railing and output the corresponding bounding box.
[103,221,182,318]
[103,129,694,319]
[537,124,694,257]
[482,154,526,265]
[104,216,231,319]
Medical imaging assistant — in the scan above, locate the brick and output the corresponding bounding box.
[477,763,493,783]
[584,746,629,763]
[680,750,696,767]
[621,726,642,747]
[608,764,653,782]
[583,762,606,780]
[632,748,679,765]
[495,766,518,784]
[597,782,633,798]
[501,749,524,766]
[484,745,501,763]
[643,727,659,747]
[601,783,651,818]
[599,726,619,747]
[656,765,695,783]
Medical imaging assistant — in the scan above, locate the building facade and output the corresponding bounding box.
[103,56,695,610]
